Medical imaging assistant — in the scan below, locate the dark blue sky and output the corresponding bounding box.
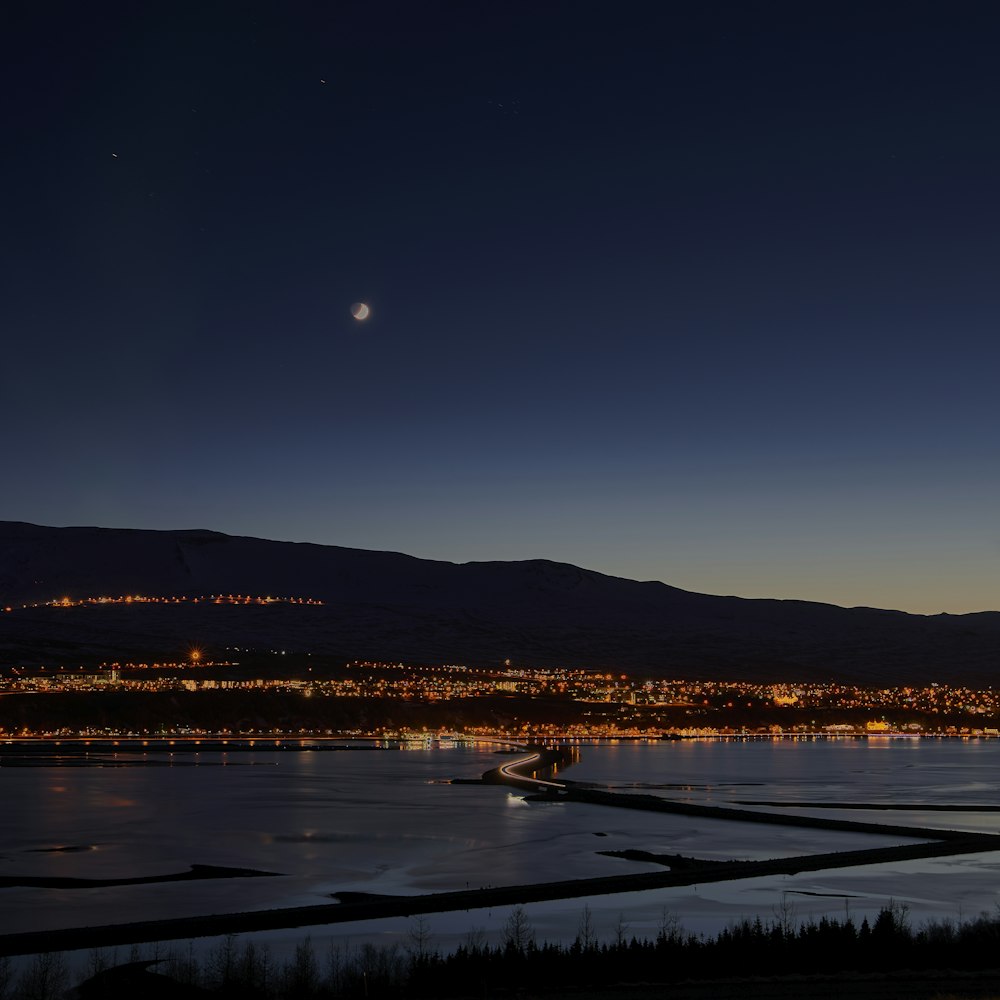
[4,1,999,613]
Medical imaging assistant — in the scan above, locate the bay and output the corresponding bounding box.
[2,738,999,951]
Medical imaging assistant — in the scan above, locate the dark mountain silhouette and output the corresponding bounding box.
[1,521,997,684]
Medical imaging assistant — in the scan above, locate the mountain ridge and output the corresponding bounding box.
[1,521,997,684]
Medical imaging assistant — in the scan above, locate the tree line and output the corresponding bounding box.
[4,901,1000,999]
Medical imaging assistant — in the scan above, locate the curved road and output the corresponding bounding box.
[496,751,567,791]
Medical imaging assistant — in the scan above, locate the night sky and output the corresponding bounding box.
[4,2,999,614]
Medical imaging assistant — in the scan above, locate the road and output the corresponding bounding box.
[496,750,568,791]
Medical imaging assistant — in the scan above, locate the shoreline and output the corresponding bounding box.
[3,744,1000,957]
[1,834,995,957]
[1,732,997,754]
[0,864,279,891]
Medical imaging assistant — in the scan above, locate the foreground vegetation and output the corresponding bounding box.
[6,903,1000,999]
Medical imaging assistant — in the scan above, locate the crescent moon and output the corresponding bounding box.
[351,302,370,321]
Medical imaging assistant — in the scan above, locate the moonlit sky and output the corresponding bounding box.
[3,2,999,614]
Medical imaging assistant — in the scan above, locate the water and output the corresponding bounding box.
[2,739,999,949]
[567,737,1000,832]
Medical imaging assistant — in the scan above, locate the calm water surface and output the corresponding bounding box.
[570,737,1000,808]
[2,739,999,937]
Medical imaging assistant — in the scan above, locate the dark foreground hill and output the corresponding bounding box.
[1,521,998,684]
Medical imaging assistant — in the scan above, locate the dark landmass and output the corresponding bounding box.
[330,890,402,904]
[0,687,993,737]
[736,800,1000,811]
[27,844,94,853]
[59,941,1000,1000]
[0,863,279,890]
[597,849,730,869]
[0,691,594,737]
[72,960,214,999]
[3,521,1000,684]
[542,972,1000,1000]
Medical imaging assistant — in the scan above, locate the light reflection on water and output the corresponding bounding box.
[2,739,1000,935]
[567,738,1000,830]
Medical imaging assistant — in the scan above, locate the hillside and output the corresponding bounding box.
[1,522,998,684]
